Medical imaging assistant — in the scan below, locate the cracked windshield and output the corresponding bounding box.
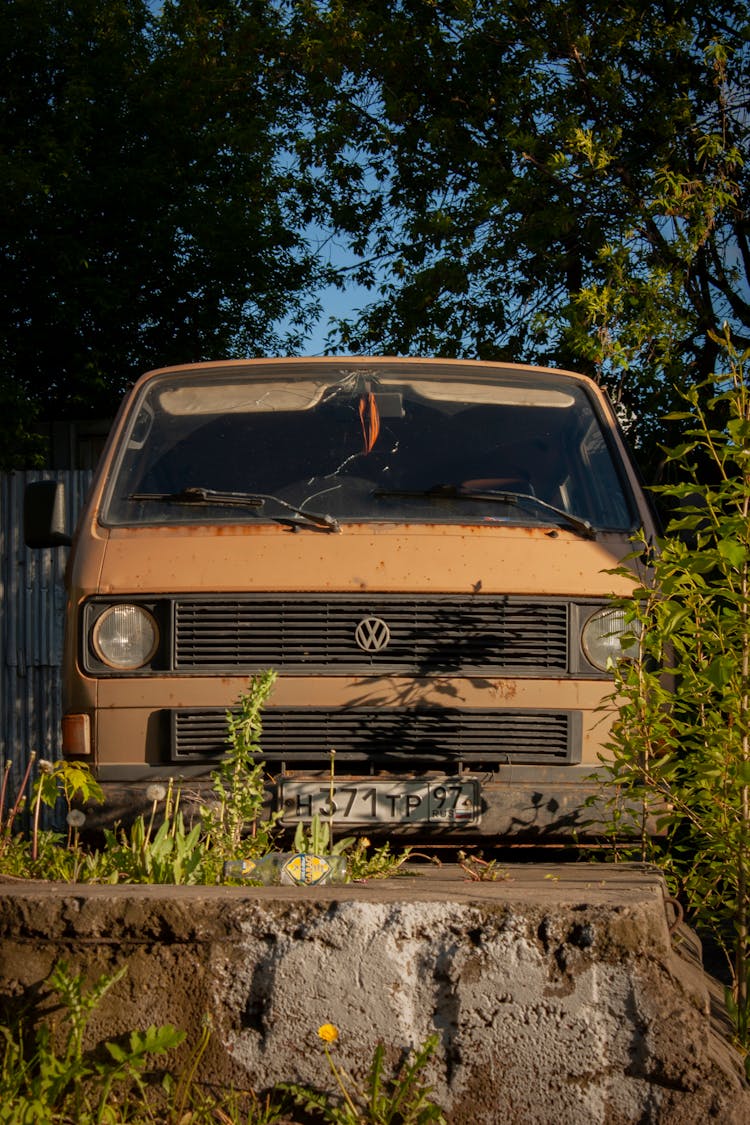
[105,361,635,532]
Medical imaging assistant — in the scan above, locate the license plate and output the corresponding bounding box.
[280,778,481,826]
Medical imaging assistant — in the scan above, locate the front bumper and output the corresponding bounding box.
[77,763,635,842]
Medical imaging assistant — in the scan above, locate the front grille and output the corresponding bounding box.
[170,707,579,770]
[173,595,568,673]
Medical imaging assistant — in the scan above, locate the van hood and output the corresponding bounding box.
[76,522,641,599]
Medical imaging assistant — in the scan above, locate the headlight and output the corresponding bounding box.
[92,604,159,669]
[581,606,640,672]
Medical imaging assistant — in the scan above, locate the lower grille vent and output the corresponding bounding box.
[170,707,579,771]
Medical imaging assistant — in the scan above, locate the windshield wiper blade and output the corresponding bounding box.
[132,487,264,508]
[129,487,341,532]
[372,486,595,540]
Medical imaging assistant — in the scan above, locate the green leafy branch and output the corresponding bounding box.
[597,334,750,1057]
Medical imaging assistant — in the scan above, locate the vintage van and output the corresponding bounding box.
[25,357,656,838]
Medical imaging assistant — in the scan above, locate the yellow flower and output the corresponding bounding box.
[318,1023,339,1043]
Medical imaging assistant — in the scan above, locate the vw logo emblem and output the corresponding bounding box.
[354,616,391,653]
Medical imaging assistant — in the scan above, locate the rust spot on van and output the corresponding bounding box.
[494,680,519,701]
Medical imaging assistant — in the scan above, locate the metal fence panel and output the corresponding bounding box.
[0,471,93,801]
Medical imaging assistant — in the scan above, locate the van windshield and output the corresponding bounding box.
[104,361,636,531]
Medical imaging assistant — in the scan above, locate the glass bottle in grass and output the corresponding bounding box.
[223,852,347,885]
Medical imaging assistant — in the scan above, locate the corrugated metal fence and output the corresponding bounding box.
[1,471,93,798]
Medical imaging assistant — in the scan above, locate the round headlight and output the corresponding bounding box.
[582,606,640,672]
[92,604,159,669]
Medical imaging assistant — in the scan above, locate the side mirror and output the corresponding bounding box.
[24,480,72,548]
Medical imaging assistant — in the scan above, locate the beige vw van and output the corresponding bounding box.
[26,357,656,838]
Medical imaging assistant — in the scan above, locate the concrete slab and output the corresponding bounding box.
[0,863,747,1123]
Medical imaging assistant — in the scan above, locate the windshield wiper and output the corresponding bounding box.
[129,487,341,533]
[372,485,595,540]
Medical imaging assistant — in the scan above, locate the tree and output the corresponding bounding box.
[289,0,750,471]
[0,0,326,467]
[4,1,747,471]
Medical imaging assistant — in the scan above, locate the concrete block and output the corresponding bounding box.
[0,864,747,1123]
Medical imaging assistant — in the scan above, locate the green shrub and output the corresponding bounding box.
[600,333,750,1053]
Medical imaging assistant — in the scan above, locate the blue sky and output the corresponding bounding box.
[299,278,374,356]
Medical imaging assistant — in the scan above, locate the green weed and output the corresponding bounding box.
[200,668,281,867]
[0,965,446,1124]
[0,961,184,1124]
[280,1023,446,1124]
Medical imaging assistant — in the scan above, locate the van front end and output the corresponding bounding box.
[61,524,642,840]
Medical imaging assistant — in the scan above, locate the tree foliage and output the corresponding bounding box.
[2,1,749,471]
[0,0,327,467]
[290,0,750,468]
